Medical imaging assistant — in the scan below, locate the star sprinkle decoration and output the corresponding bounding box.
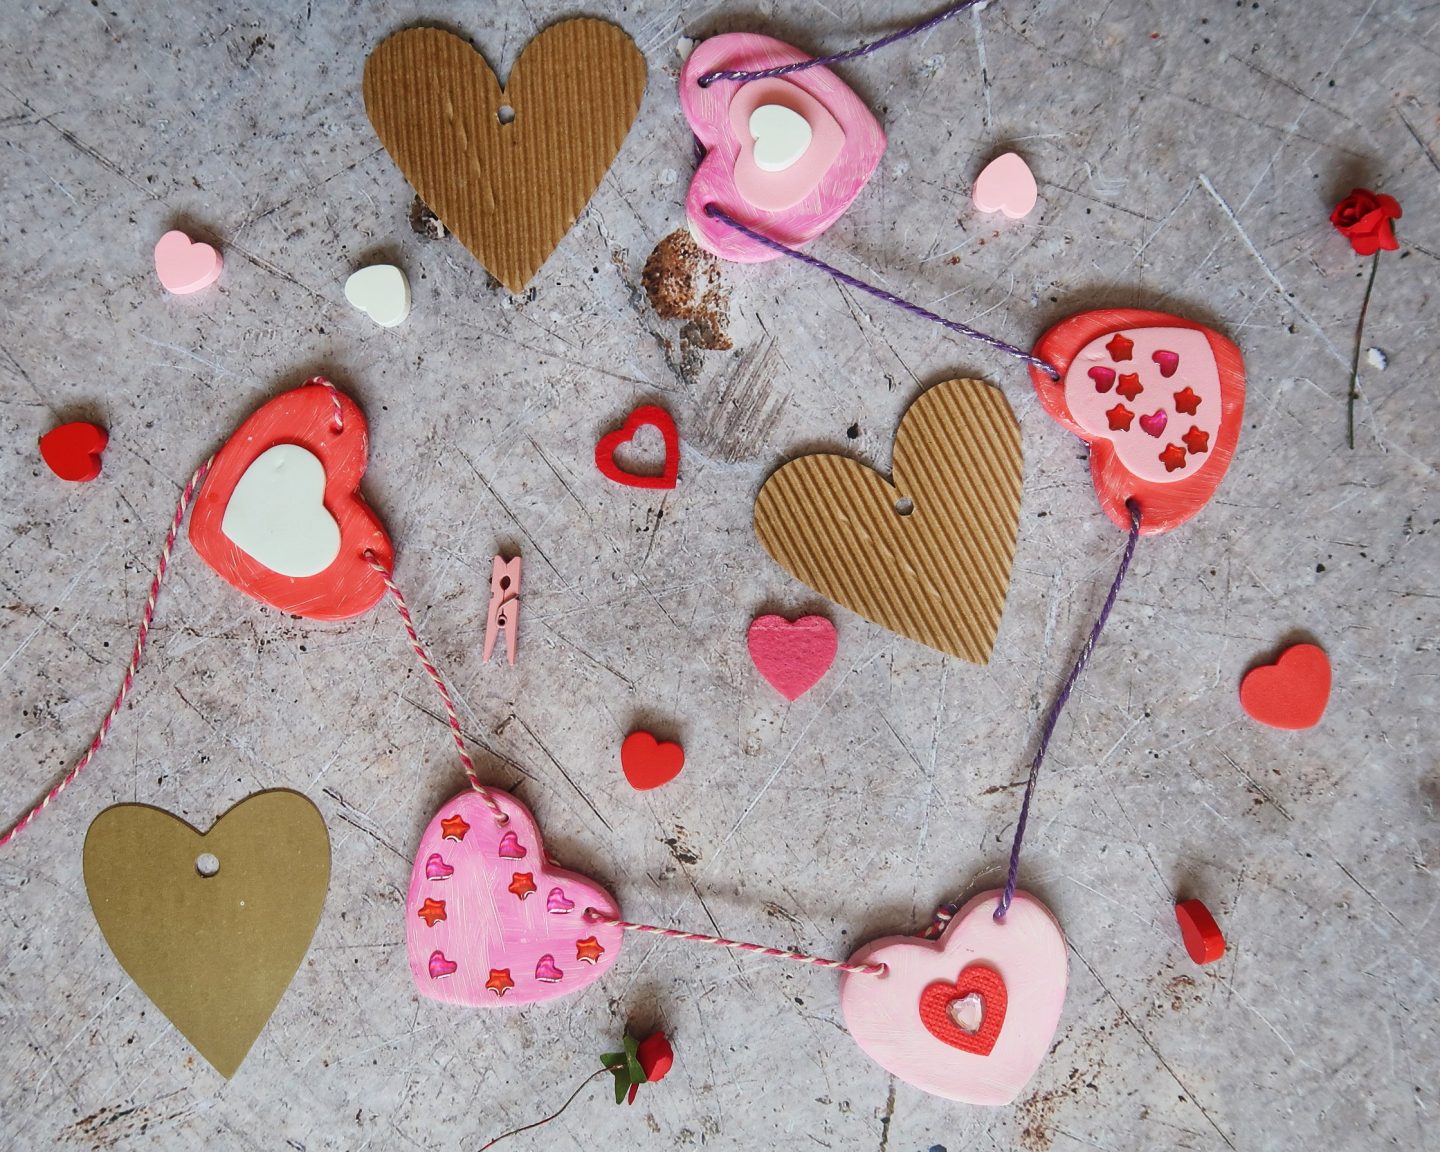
[440,814,470,841]
[576,937,606,965]
[416,898,447,927]
[507,872,537,900]
[486,969,515,997]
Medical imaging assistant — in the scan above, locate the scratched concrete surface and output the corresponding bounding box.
[1,0,1437,1149]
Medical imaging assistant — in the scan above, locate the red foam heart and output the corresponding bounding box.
[188,381,393,620]
[1030,309,1245,536]
[1239,643,1330,729]
[39,422,108,482]
[620,731,684,790]
[595,405,679,490]
[918,963,1008,1057]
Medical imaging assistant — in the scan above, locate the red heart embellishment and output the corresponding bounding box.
[1030,309,1245,535]
[595,405,679,490]
[620,731,684,790]
[918,963,1008,1056]
[39,422,108,482]
[1239,643,1330,729]
[188,381,393,620]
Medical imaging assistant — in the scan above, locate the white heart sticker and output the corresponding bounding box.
[748,103,813,173]
[344,264,411,328]
[221,445,341,578]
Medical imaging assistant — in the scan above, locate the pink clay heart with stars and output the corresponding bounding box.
[405,789,623,1007]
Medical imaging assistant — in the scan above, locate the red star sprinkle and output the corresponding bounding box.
[508,872,537,900]
[416,897,447,927]
[1182,426,1210,455]
[486,969,515,996]
[1173,387,1201,415]
[1116,373,1144,401]
[1159,443,1188,473]
[576,936,606,964]
[1105,333,1135,361]
[439,814,470,842]
[1105,404,1134,431]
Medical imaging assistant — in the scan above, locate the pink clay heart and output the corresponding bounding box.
[497,830,526,859]
[1138,409,1168,438]
[425,853,454,881]
[1088,366,1116,393]
[1152,349,1180,377]
[535,955,564,983]
[547,887,576,914]
[428,951,458,979]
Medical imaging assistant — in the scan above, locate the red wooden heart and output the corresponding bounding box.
[39,422,108,482]
[1239,643,1330,729]
[620,731,684,790]
[595,405,679,489]
[918,963,1007,1056]
[188,381,393,620]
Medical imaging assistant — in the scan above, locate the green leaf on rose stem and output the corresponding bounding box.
[600,1051,624,1069]
[623,1033,646,1085]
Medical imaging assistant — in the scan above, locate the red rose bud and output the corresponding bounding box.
[1330,188,1402,257]
[636,1032,674,1084]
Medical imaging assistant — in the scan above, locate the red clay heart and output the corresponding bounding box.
[1239,643,1330,729]
[595,405,679,489]
[188,379,393,620]
[1088,366,1116,393]
[620,731,684,790]
[39,422,108,481]
[1138,409,1168,438]
[918,963,1008,1057]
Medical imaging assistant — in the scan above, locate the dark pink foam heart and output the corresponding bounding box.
[1138,409,1168,438]
[1088,366,1116,393]
[747,614,838,701]
[1152,349,1180,378]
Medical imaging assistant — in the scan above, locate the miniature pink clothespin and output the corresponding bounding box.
[483,555,521,664]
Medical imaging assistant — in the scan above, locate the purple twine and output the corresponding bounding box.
[697,0,990,87]
[993,500,1143,921]
[704,205,1060,377]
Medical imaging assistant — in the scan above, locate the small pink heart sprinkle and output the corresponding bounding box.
[1088,366,1116,393]
[425,853,454,881]
[1152,349,1180,378]
[154,229,223,295]
[972,152,1038,220]
[546,887,576,914]
[428,950,459,979]
[1138,409,1168,438]
[535,955,564,983]
[497,830,526,859]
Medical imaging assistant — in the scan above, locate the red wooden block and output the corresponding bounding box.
[1239,643,1331,729]
[595,405,679,490]
[620,731,684,790]
[1175,899,1225,965]
[188,382,393,620]
[39,422,108,482]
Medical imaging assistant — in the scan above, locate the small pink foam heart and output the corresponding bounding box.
[406,789,623,1008]
[747,614,838,701]
[1138,409,1168,438]
[840,890,1067,1104]
[154,229,223,295]
[972,152,1038,220]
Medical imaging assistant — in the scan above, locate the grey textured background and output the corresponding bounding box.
[1,1,1436,1150]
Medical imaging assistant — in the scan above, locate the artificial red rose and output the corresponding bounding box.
[636,1032,673,1084]
[1330,188,1402,256]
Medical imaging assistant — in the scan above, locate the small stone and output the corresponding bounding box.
[1366,347,1387,370]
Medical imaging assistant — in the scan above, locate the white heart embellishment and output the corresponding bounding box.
[749,103,813,172]
[972,152,1038,220]
[221,445,341,577]
[840,889,1067,1104]
[344,264,411,328]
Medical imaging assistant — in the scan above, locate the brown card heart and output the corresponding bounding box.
[363,21,647,293]
[84,790,330,1078]
[754,378,1022,664]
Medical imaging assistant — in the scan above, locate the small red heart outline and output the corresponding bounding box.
[595,405,679,490]
[620,730,684,790]
[918,963,1008,1056]
[39,422,108,482]
[1239,643,1331,729]
[188,382,393,620]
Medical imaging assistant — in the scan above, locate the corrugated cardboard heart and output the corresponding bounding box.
[364,21,647,293]
[754,379,1021,664]
[84,790,329,1078]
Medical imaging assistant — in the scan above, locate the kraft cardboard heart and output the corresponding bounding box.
[840,890,1067,1104]
[83,790,329,1078]
[406,788,623,1007]
[188,380,393,620]
[364,21,646,293]
[754,379,1021,664]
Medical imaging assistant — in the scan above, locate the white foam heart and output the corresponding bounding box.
[749,103,813,173]
[344,264,411,327]
[221,445,341,578]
